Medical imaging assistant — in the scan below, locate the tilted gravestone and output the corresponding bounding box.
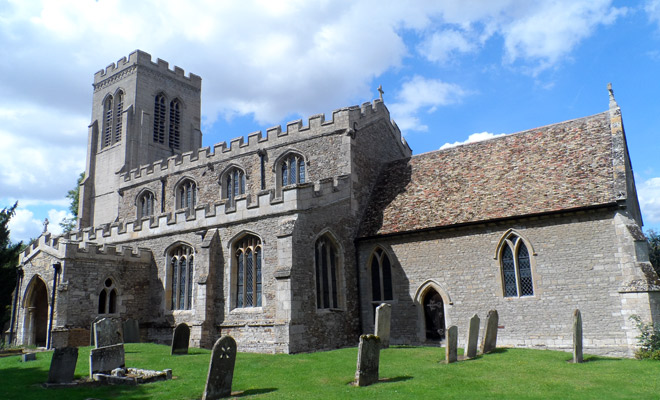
[48,347,78,384]
[89,316,104,345]
[480,309,499,354]
[375,303,392,349]
[202,336,237,400]
[465,314,480,359]
[94,318,123,348]
[573,309,583,363]
[171,323,191,355]
[445,325,458,363]
[123,319,140,343]
[89,344,125,377]
[355,334,381,387]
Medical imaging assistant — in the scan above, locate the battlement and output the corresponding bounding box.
[120,99,405,185]
[93,50,201,89]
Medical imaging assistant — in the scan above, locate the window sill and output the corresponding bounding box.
[316,307,344,313]
[230,306,264,314]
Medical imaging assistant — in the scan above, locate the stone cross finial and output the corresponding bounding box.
[608,82,619,109]
[43,218,49,233]
[378,85,384,101]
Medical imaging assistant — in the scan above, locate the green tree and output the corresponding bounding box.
[0,203,22,334]
[648,229,660,278]
[60,172,84,232]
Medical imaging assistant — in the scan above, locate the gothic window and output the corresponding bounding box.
[224,167,246,204]
[98,278,117,314]
[137,190,155,219]
[169,99,181,149]
[102,95,114,149]
[170,244,194,310]
[315,234,341,309]
[114,90,124,144]
[370,247,393,303]
[176,179,197,212]
[280,153,306,186]
[153,93,166,144]
[500,232,534,297]
[234,235,262,308]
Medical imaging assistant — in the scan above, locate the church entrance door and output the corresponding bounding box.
[423,289,445,341]
[25,278,48,347]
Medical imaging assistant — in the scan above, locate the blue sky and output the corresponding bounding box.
[1,0,659,243]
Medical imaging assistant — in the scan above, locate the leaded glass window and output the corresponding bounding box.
[370,247,393,303]
[234,235,262,308]
[137,190,155,219]
[281,153,305,187]
[153,94,166,144]
[500,233,534,298]
[177,179,197,212]
[225,167,246,203]
[315,235,340,309]
[170,244,194,310]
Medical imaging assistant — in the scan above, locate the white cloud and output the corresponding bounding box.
[439,131,507,149]
[417,29,476,63]
[638,177,660,225]
[646,0,660,27]
[7,206,71,243]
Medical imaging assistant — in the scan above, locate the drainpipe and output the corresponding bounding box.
[8,268,23,345]
[46,263,61,349]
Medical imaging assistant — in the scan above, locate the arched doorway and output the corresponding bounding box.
[24,277,49,347]
[423,288,445,341]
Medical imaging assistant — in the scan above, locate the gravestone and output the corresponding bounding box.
[48,347,78,384]
[202,336,237,400]
[89,344,125,377]
[445,325,458,363]
[465,314,480,359]
[480,309,499,354]
[89,316,104,345]
[573,309,583,363]
[171,323,190,355]
[94,318,123,348]
[123,319,140,343]
[375,303,392,348]
[21,353,36,362]
[355,334,381,387]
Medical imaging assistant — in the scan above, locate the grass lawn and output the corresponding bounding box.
[1,344,660,399]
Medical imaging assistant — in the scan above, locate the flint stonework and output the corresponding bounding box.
[465,314,480,359]
[123,319,140,343]
[90,344,125,377]
[203,336,237,400]
[480,310,499,354]
[48,347,79,384]
[355,334,381,387]
[573,309,583,363]
[171,323,191,355]
[375,303,392,348]
[94,318,123,348]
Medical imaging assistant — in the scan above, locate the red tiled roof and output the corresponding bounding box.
[359,111,616,237]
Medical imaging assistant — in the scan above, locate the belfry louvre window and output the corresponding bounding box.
[98,278,117,314]
[234,235,262,308]
[170,245,194,310]
[102,95,114,148]
[177,179,197,211]
[315,235,340,309]
[500,233,534,297]
[169,99,181,149]
[153,94,166,144]
[137,190,155,218]
[281,153,305,186]
[370,247,393,303]
[225,167,246,203]
[114,90,124,144]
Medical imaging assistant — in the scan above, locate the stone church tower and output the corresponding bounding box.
[78,50,202,228]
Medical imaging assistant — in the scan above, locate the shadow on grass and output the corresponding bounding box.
[233,388,278,397]
[380,375,413,383]
[564,355,620,364]
[488,348,509,354]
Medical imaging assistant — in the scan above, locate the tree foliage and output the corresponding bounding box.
[0,203,22,332]
[60,172,84,232]
[648,230,660,278]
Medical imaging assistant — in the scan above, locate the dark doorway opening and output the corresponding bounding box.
[27,278,49,347]
[423,289,445,341]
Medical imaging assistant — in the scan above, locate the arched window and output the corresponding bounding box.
[280,153,306,186]
[224,167,246,203]
[102,95,114,149]
[169,99,181,149]
[370,247,393,303]
[315,234,341,309]
[98,278,118,314]
[234,235,262,308]
[176,179,197,211]
[500,232,534,297]
[170,244,194,310]
[114,90,124,144]
[137,190,155,219]
[153,93,166,144]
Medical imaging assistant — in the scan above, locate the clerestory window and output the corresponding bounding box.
[153,93,166,144]
[98,278,118,314]
[500,232,534,297]
[137,190,155,219]
[234,235,262,308]
[176,179,197,212]
[170,244,194,310]
[224,167,246,204]
[280,153,305,186]
[315,234,341,309]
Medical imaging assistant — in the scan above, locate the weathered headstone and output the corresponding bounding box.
[355,334,381,387]
[48,347,78,384]
[171,323,190,355]
[90,316,104,345]
[445,325,458,363]
[89,344,125,377]
[21,353,36,362]
[123,319,140,343]
[202,336,237,400]
[480,309,499,354]
[573,309,583,363]
[465,314,480,359]
[94,318,123,348]
[375,303,392,348]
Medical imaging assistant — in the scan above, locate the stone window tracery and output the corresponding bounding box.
[176,179,197,212]
[170,244,194,310]
[98,278,118,314]
[169,99,181,149]
[224,167,246,204]
[234,235,262,308]
[102,95,114,149]
[280,153,305,186]
[500,232,534,297]
[137,190,155,219]
[315,234,341,309]
[370,247,393,303]
[153,93,166,144]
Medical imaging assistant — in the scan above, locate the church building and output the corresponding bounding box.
[10,50,659,357]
